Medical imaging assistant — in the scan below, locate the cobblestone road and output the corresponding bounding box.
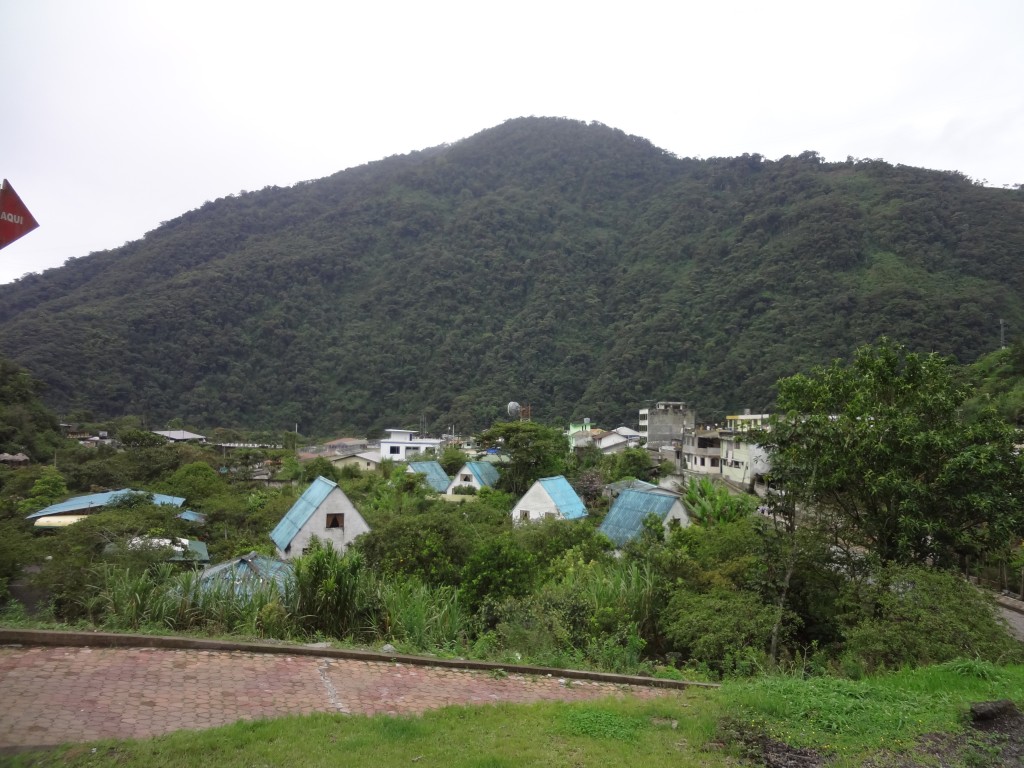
[0,646,679,751]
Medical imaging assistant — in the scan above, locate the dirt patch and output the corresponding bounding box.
[722,701,1024,767]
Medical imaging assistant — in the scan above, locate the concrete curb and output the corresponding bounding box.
[0,628,719,690]
[997,594,1024,616]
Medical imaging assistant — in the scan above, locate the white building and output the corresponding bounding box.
[719,412,771,486]
[379,429,443,461]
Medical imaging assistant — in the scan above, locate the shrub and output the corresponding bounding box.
[837,563,1023,671]
[663,587,780,676]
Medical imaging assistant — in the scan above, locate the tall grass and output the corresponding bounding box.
[82,562,289,637]
[370,575,468,651]
[79,543,471,651]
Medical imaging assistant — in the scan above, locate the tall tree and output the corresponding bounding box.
[758,338,1024,567]
[478,422,569,496]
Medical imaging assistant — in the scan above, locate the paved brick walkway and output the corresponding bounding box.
[0,646,678,751]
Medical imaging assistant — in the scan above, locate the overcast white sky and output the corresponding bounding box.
[2,0,1022,285]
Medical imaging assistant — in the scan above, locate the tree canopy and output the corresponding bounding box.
[478,421,569,496]
[759,339,1024,567]
[2,118,1024,435]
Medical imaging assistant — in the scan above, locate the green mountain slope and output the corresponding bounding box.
[1,117,1023,434]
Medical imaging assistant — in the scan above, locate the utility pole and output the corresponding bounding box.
[999,319,1006,350]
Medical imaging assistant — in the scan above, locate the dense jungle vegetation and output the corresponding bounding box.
[1,118,1023,435]
[2,347,1022,682]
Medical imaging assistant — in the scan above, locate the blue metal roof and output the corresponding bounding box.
[408,461,450,493]
[598,489,682,548]
[26,489,186,519]
[200,551,293,595]
[270,476,337,551]
[177,509,207,524]
[537,476,587,520]
[464,461,499,488]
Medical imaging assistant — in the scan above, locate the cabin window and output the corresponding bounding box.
[326,513,345,529]
[461,474,472,482]
[519,510,529,521]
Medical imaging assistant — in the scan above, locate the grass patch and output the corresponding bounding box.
[722,660,1024,765]
[6,696,726,768]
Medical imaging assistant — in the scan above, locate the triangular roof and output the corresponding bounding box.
[407,460,450,493]
[604,478,660,493]
[26,489,186,520]
[599,489,683,547]
[270,476,338,551]
[537,476,587,520]
[200,551,293,594]
[457,461,500,488]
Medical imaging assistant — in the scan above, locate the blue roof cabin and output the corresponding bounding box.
[270,476,370,559]
[598,488,689,548]
[445,461,500,495]
[406,460,451,493]
[511,476,587,524]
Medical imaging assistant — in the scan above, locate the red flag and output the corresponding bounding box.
[0,179,40,250]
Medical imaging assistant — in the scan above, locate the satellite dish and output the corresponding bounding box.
[507,401,521,418]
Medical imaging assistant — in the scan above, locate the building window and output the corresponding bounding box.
[389,446,401,455]
[326,513,345,529]
[461,474,472,482]
[520,510,529,521]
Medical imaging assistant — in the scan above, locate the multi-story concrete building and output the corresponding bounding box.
[638,401,696,449]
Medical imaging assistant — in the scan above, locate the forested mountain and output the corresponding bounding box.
[1,117,1023,435]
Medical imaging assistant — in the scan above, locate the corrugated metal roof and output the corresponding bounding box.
[599,489,681,548]
[537,476,587,519]
[465,461,499,487]
[408,461,450,493]
[200,551,293,595]
[605,478,659,493]
[270,476,336,551]
[177,509,207,523]
[26,489,186,519]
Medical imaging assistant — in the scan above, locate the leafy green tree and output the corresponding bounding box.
[301,456,339,483]
[162,462,224,502]
[15,466,68,515]
[460,535,537,613]
[478,422,570,496]
[758,338,1024,567]
[683,476,755,526]
[117,429,166,449]
[437,445,469,476]
[608,448,652,482]
[355,509,471,586]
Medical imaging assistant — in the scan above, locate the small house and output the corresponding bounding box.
[598,488,689,548]
[270,476,370,559]
[331,450,382,473]
[25,489,191,528]
[511,476,587,524]
[446,461,500,495]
